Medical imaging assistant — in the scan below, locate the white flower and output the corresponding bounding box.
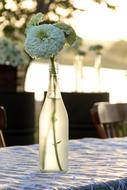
[25,24,65,59]
[0,37,30,66]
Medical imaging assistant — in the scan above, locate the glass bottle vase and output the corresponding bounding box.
[94,54,102,92]
[39,59,69,172]
[74,55,84,92]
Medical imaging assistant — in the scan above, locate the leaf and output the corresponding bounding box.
[89,44,104,55]
[56,140,62,144]
[54,23,76,45]
[93,0,102,4]
[93,0,116,10]
[106,3,116,10]
[28,12,44,26]
[89,44,104,51]
[25,12,44,34]
[71,36,82,49]
[52,140,62,145]
[77,50,87,56]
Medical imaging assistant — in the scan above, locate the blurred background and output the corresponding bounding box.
[1,0,127,103]
[1,0,127,144]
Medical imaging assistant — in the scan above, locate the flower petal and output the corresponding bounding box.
[25,24,65,59]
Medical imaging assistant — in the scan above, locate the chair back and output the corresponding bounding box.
[90,102,127,138]
[0,106,7,147]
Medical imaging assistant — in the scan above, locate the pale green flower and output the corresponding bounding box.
[0,37,30,66]
[25,24,65,59]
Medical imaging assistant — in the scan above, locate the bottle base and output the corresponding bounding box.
[39,168,68,174]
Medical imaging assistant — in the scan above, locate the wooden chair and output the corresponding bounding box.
[90,102,127,138]
[0,106,7,147]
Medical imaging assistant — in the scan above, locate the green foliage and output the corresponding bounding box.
[46,0,84,20]
[67,36,86,56]
[89,44,104,55]
[0,0,117,42]
[0,36,30,66]
[93,0,116,10]
[25,12,44,33]
[0,0,37,41]
[27,12,44,26]
[54,23,76,45]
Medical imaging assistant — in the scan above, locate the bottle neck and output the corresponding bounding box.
[47,58,61,99]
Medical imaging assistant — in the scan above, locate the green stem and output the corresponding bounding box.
[41,129,48,169]
[41,56,63,171]
[40,56,57,170]
[50,56,63,171]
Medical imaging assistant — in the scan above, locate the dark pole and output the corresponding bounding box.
[36,0,55,14]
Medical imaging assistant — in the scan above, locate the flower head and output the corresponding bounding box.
[24,12,76,60]
[0,37,30,66]
[25,24,65,59]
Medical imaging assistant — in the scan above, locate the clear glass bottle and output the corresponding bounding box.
[39,60,69,172]
[74,55,84,92]
[94,54,102,92]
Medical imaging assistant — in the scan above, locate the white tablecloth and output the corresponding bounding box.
[0,137,127,189]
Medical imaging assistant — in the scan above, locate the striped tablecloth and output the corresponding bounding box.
[0,137,127,190]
